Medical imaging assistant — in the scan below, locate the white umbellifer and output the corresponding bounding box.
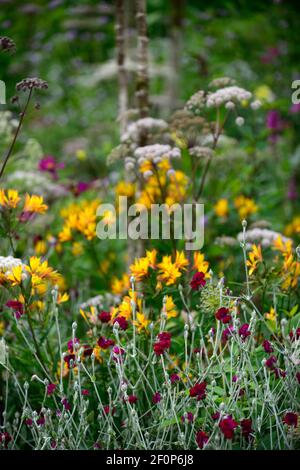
[206,86,252,107]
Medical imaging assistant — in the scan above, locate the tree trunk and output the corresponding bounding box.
[115,0,128,135]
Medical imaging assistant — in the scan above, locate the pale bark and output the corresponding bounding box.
[115,0,128,135]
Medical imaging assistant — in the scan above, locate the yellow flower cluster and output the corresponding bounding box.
[0,189,48,214]
[246,244,263,276]
[285,216,300,237]
[273,236,300,290]
[1,256,68,299]
[58,199,100,242]
[130,249,157,281]
[234,195,258,220]
[115,181,136,199]
[157,251,188,286]
[265,306,276,322]
[0,189,20,208]
[193,251,210,278]
[214,198,229,218]
[137,164,188,209]
[111,273,130,295]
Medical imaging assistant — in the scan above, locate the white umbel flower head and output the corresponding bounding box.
[206,86,252,108]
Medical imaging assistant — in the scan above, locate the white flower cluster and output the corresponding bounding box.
[134,143,181,162]
[0,256,27,278]
[209,77,236,89]
[0,111,18,144]
[185,90,206,114]
[125,144,181,178]
[129,144,181,179]
[7,171,68,199]
[121,118,168,143]
[206,86,252,108]
[79,293,119,310]
[189,146,214,158]
[237,228,292,249]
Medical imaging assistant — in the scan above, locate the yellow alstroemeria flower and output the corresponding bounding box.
[157,255,182,286]
[246,244,263,276]
[174,251,189,271]
[146,249,157,269]
[0,189,21,209]
[130,256,150,281]
[165,295,177,319]
[111,273,130,295]
[115,181,135,198]
[193,252,210,277]
[34,240,47,256]
[272,236,293,255]
[133,312,150,332]
[265,307,276,322]
[23,194,48,214]
[6,265,23,286]
[59,224,72,242]
[57,292,69,304]
[214,198,229,218]
[234,195,258,219]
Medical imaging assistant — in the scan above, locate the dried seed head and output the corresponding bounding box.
[16,77,48,92]
[0,36,16,53]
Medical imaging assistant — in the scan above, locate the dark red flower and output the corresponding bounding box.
[289,328,300,342]
[190,272,206,290]
[296,372,300,384]
[61,398,71,411]
[112,346,125,362]
[189,381,207,401]
[113,316,128,330]
[0,431,12,448]
[113,345,125,355]
[283,412,298,427]
[103,405,115,416]
[215,307,231,324]
[97,336,115,350]
[241,418,253,440]
[195,430,209,449]
[170,373,180,384]
[181,412,194,423]
[239,323,251,341]
[154,331,171,356]
[262,339,273,353]
[67,338,79,353]
[222,325,234,342]
[47,383,56,396]
[212,411,220,421]
[6,300,24,319]
[127,394,138,404]
[158,332,171,342]
[98,310,111,323]
[50,440,57,449]
[274,368,286,379]
[152,392,162,404]
[265,355,277,370]
[81,389,89,396]
[63,353,76,369]
[219,416,238,440]
[37,414,45,426]
[25,418,33,426]
[82,344,93,357]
